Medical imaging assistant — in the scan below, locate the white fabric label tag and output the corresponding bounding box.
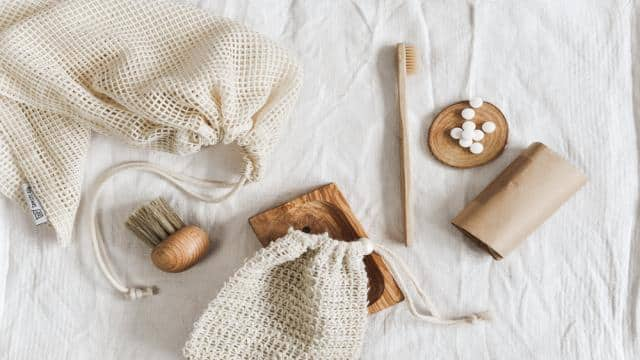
[22,183,48,226]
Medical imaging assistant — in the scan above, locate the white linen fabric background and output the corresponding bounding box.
[1,0,639,359]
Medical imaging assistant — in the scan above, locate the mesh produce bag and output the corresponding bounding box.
[0,0,303,246]
[184,230,490,359]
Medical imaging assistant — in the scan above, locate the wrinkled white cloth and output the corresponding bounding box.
[1,0,639,359]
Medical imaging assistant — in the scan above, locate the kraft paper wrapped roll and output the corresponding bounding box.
[452,142,587,259]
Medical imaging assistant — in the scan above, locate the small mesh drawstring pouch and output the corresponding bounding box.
[184,229,490,360]
[0,0,302,299]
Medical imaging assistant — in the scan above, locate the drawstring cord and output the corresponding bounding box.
[90,166,489,316]
[369,241,491,325]
[89,161,247,300]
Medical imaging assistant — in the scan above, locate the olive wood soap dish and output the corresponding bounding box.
[249,183,404,314]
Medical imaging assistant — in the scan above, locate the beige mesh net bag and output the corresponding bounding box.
[184,229,490,359]
[0,0,302,298]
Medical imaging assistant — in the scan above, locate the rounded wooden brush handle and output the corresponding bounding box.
[151,225,209,273]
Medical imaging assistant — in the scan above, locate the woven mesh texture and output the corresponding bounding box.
[184,230,370,360]
[0,0,302,245]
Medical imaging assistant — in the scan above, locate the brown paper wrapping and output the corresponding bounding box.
[452,142,587,259]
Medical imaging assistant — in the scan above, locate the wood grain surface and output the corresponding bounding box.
[150,225,210,273]
[428,101,508,168]
[396,43,415,247]
[248,183,404,314]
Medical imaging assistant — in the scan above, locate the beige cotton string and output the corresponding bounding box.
[0,0,302,299]
[89,161,247,300]
[364,240,491,325]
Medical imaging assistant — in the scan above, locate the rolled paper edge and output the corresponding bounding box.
[451,222,504,260]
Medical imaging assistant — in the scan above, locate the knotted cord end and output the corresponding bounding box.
[464,311,492,323]
[124,286,158,300]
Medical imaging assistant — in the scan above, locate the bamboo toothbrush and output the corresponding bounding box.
[396,43,418,247]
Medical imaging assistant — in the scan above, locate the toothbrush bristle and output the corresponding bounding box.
[404,45,418,74]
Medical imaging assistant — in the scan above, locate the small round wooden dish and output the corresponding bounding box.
[428,101,508,168]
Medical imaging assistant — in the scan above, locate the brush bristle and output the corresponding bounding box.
[404,45,418,75]
[126,197,185,247]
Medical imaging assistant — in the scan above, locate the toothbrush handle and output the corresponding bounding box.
[397,49,413,247]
